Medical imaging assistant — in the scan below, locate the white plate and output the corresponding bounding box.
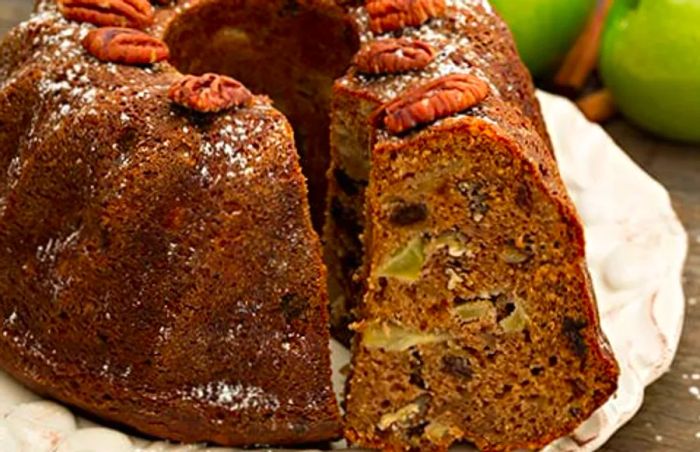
[0,92,688,452]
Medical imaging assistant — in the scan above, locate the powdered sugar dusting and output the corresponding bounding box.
[448,0,494,14]
[343,0,532,145]
[197,103,291,184]
[348,0,502,112]
[2,311,18,333]
[181,381,280,412]
[1,315,56,370]
[35,227,82,265]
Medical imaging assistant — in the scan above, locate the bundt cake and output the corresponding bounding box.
[0,0,619,451]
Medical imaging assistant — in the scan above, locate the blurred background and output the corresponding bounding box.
[1,0,699,450]
[492,0,700,144]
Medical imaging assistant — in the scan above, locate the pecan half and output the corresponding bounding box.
[58,0,154,29]
[355,39,434,75]
[366,0,446,34]
[82,27,170,65]
[375,74,490,134]
[169,73,253,113]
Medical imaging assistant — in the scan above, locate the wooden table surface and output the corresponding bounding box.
[2,2,699,451]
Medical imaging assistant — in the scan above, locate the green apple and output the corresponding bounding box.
[600,0,700,143]
[491,0,596,78]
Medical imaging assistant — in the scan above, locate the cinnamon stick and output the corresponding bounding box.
[576,89,616,123]
[554,0,613,91]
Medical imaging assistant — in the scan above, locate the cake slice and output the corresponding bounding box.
[345,103,619,450]
[336,3,619,451]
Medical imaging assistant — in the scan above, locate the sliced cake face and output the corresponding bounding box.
[0,2,341,446]
[345,121,618,451]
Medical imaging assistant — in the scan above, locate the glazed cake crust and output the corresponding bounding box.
[0,0,345,446]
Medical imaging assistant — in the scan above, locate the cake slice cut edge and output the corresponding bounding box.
[344,117,619,451]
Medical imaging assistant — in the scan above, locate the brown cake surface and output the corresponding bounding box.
[0,0,344,446]
[0,0,618,450]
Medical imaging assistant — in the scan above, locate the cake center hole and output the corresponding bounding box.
[164,1,360,229]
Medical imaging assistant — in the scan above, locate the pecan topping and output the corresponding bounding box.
[366,0,446,34]
[82,27,170,65]
[355,39,434,75]
[169,73,254,113]
[375,74,490,134]
[58,0,154,29]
